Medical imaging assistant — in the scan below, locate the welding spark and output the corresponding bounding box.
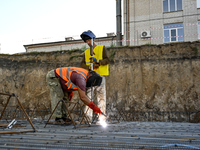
[99,115,107,128]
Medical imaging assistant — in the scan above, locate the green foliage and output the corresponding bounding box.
[80,45,87,52]
[0,53,10,55]
[54,53,58,59]
[109,49,116,62]
[68,48,80,55]
[192,47,198,55]
[69,55,79,61]
[68,46,87,55]
[108,43,115,48]
[145,43,156,46]
[124,45,130,47]
[29,51,40,54]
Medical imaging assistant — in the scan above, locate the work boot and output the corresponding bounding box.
[62,117,72,122]
[55,117,63,123]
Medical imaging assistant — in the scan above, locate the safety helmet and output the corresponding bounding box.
[86,71,102,87]
[80,30,96,42]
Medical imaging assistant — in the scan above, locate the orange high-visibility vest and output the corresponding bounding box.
[55,67,88,90]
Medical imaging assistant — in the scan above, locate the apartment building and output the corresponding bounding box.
[25,0,200,52]
[123,0,200,46]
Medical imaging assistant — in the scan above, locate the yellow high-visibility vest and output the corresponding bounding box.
[85,45,109,76]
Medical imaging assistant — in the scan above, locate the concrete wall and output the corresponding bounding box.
[25,37,117,53]
[124,0,200,46]
[0,41,200,113]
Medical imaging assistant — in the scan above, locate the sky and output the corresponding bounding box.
[0,0,117,54]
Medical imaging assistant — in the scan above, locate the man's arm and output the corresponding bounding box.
[80,55,90,70]
[77,86,101,114]
[77,86,90,105]
[99,46,110,65]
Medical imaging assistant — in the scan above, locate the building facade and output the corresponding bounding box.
[123,0,200,46]
[24,35,117,53]
[24,0,200,52]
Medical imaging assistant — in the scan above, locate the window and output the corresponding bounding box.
[164,23,184,43]
[198,0,200,8]
[198,21,200,39]
[163,0,182,12]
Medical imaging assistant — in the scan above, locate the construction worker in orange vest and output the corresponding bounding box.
[80,30,109,123]
[46,67,102,122]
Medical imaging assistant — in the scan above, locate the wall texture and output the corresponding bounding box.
[0,41,200,113]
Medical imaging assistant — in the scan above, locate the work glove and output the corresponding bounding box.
[68,92,73,101]
[93,63,100,69]
[88,101,101,114]
[90,57,97,63]
[89,57,100,69]
[89,63,99,70]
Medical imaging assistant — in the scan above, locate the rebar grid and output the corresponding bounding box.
[106,110,200,123]
[0,121,200,150]
[1,91,200,123]
[0,93,36,134]
[1,93,200,149]
[1,108,200,123]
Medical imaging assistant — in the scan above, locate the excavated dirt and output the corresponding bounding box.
[0,41,200,113]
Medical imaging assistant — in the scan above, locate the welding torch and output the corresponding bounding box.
[101,112,107,117]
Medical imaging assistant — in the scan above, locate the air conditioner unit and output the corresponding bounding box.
[141,31,151,38]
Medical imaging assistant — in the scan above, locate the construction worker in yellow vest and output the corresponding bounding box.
[80,30,109,123]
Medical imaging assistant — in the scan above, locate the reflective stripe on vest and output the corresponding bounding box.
[56,67,87,90]
[85,45,109,76]
[66,67,87,89]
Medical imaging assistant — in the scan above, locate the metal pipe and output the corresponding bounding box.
[126,0,129,45]
[116,0,122,46]
[15,96,36,132]
[0,95,12,120]
[44,100,62,128]
[90,38,94,104]
[63,100,77,128]
[90,38,93,71]
[0,130,35,134]
[0,93,10,96]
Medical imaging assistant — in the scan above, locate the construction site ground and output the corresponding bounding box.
[0,120,200,150]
